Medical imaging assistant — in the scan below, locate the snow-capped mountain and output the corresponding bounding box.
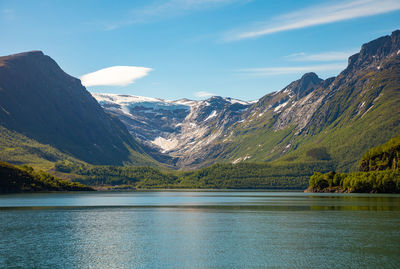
[92,93,256,166]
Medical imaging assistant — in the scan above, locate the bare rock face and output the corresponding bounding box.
[347,30,400,72]
[0,51,143,165]
[92,93,254,167]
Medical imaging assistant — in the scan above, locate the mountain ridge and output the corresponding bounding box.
[94,30,400,170]
[0,30,399,174]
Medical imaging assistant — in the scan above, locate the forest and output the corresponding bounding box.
[0,161,93,193]
[308,135,400,193]
[56,160,333,189]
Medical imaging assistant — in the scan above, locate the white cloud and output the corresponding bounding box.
[80,66,152,87]
[285,50,358,62]
[224,0,400,41]
[239,63,346,76]
[104,0,247,30]
[194,91,216,98]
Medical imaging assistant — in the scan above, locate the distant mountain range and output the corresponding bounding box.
[92,93,255,166]
[0,30,399,173]
[93,30,400,170]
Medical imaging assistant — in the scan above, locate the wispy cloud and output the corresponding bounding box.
[284,50,358,62]
[81,66,152,87]
[2,9,15,21]
[194,91,216,98]
[224,0,400,41]
[238,63,346,76]
[104,0,247,30]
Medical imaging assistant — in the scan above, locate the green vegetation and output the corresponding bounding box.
[359,134,400,171]
[308,134,400,193]
[57,160,333,189]
[309,171,400,193]
[175,162,332,189]
[306,147,331,161]
[0,161,93,193]
[211,53,400,172]
[0,126,80,170]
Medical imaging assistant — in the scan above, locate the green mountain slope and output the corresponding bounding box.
[192,30,400,172]
[0,51,157,167]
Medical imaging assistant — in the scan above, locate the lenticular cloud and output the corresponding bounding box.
[80,66,152,87]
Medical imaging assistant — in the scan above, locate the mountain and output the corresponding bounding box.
[211,30,400,171]
[0,30,398,174]
[0,51,154,166]
[94,30,400,171]
[92,93,255,166]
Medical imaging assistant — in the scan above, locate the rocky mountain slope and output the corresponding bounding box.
[209,30,400,171]
[92,93,255,166]
[94,30,400,170]
[0,51,154,166]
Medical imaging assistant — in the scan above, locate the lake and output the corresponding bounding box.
[0,191,399,268]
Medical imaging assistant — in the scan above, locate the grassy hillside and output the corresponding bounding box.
[0,126,159,172]
[0,161,93,193]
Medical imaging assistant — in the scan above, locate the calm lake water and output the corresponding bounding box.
[0,191,399,268]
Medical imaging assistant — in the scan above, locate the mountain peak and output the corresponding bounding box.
[285,72,322,100]
[300,72,321,83]
[347,30,400,71]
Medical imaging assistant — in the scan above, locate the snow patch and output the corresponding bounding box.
[205,110,217,121]
[274,101,289,112]
[243,155,251,161]
[361,105,374,118]
[152,137,179,152]
[232,157,242,164]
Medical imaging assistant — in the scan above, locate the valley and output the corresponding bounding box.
[0,30,399,191]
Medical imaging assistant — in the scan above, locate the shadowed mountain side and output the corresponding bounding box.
[0,51,150,165]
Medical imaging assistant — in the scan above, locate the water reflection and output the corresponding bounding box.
[0,192,400,268]
[1,191,400,211]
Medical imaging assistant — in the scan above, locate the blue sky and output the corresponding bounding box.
[1,0,399,101]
